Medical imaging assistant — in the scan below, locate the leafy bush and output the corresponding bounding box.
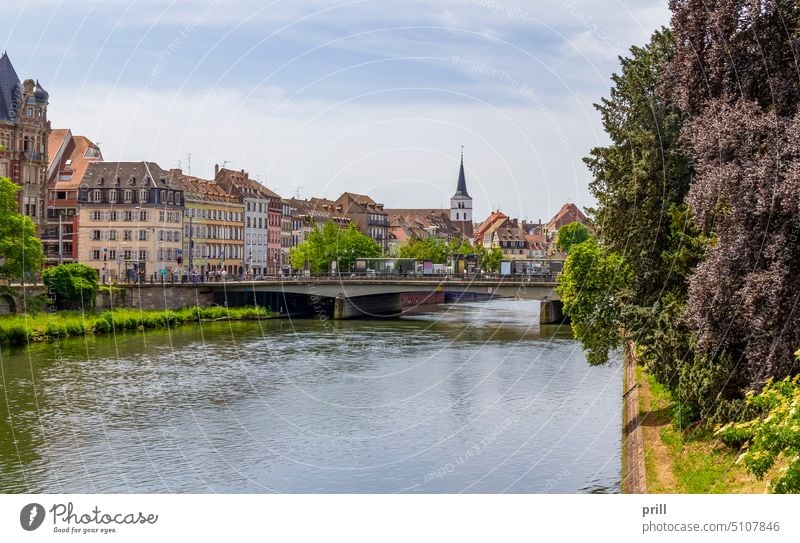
[716,373,800,493]
[42,264,99,310]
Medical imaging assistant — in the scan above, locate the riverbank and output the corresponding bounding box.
[636,365,767,493]
[0,306,274,346]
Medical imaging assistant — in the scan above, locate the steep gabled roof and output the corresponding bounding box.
[454,151,469,198]
[0,52,22,123]
[547,203,589,230]
[474,210,507,241]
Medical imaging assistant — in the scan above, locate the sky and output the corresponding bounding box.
[1,0,670,222]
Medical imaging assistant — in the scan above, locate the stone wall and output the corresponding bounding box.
[97,285,215,311]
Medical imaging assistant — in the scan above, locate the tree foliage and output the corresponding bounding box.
[717,371,800,493]
[556,238,631,365]
[667,0,800,391]
[555,222,590,253]
[398,237,475,263]
[42,263,99,310]
[480,246,503,273]
[0,176,44,282]
[575,29,699,377]
[289,221,381,272]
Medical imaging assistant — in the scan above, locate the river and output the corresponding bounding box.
[0,299,621,493]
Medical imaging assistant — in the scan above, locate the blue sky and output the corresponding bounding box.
[1,0,670,221]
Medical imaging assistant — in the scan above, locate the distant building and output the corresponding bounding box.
[214,166,282,276]
[78,162,185,282]
[450,150,474,239]
[171,170,244,277]
[384,209,463,253]
[335,192,389,251]
[473,210,508,247]
[44,129,102,265]
[284,197,351,270]
[544,202,590,239]
[0,52,51,230]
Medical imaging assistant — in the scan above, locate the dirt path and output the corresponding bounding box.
[622,342,647,493]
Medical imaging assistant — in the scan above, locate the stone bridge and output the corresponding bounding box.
[214,277,565,324]
[1,277,567,324]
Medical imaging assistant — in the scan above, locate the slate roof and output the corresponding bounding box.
[454,153,469,197]
[0,52,22,123]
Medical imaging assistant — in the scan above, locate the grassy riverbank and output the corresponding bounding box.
[636,366,768,493]
[0,306,274,346]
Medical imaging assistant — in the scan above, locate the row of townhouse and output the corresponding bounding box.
[2,52,402,280]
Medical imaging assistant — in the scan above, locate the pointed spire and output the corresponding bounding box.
[454,146,469,197]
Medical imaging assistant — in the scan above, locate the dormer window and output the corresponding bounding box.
[128,176,136,186]
[98,177,105,186]
[115,177,121,186]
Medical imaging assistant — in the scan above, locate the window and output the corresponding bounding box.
[92,190,102,202]
[138,230,148,241]
[159,211,165,222]
[124,210,133,221]
[174,193,181,205]
[109,230,117,241]
[124,190,132,202]
[92,210,102,221]
[91,230,101,240]
[109,249,117,261]
[124,230,132,241]
[108,190,117,203]
[110,210,118,221]
[139,190,148,203]
[92,249,101,260]
[139,210,147,221]
[27,107,33,117]
[124,250,132,260]
[160,190,166,202]
[138,250,147,261]
[167,191,173,204]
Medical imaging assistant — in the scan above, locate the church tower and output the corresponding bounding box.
[450,148,473,238]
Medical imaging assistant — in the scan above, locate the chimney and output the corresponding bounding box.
[214,164,219,177]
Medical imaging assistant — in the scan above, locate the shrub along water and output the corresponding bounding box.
[0,306,274,346]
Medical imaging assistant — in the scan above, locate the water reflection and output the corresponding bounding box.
[0,299,621,493]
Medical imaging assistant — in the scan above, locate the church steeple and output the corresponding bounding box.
[450,147,474,238]
[454,146,469,197]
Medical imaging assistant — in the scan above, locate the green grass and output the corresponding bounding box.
[0,305,274,346]
[638,366,766,493]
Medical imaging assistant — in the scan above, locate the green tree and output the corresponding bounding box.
[556,238,631,365]
[399,237,448,263]
[480,246,503,273]
[717,369,800,493]
[42,263,99,310]
[289,221,381,273]
[0,175,44,283]
[555,222,590,253]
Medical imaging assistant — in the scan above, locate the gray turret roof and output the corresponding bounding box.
[0,52,22,122]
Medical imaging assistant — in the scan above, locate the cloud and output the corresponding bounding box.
[9,0,671,223]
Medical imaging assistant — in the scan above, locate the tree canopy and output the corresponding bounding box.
[0,175,44,282]
[42,263,99,309]
[557,238,631,365]
[554,222,590,253]
[289,221,381,272]
[398,237,475,263]
[667,0,800,390]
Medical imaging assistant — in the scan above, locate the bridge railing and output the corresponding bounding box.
[103,271,558,286]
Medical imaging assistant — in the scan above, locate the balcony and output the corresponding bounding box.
[24,151,44,161]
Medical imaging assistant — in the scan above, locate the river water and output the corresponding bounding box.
[0,299,621,493]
